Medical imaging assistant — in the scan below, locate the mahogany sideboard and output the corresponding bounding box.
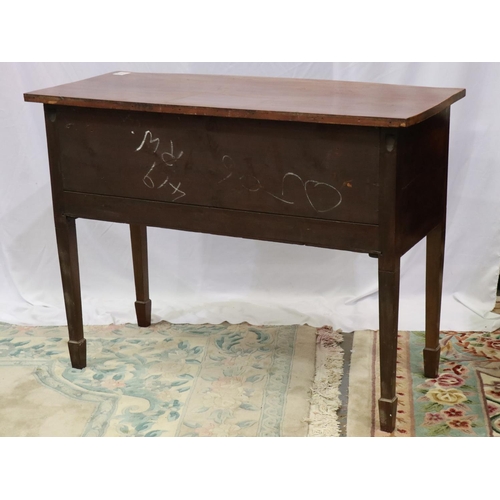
[24,72,465,432]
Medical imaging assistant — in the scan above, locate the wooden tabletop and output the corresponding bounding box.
[24,72,465,127]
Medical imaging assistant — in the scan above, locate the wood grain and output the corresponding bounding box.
[25,72,465,127]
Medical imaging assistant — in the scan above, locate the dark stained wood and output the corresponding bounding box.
[54,215,86,369]
[377,128,401,432]
[395,108,450,256]
[24,72,465,128]
[130,224,151,327]
[26,73,466,433]
[424,223,446,378]
[376,108,450,430]
[424,113,450,378]
[378,257,400,433]
[63,192,380,253]
[44,104,86,369]
[378,128,399,269]
[54,106,380,224]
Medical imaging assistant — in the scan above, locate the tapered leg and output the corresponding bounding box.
[54,215,86,369]
[378,256,400,433]
[424,222,446,377]
[130,224,151,327]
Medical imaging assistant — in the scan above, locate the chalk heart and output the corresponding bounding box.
[279,172,306,202]
[279,173,342,213]
[304,180,342,213]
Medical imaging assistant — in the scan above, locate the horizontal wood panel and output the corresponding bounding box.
[25,72,465,127]
[55,107,380,224]
[63,192,380,253]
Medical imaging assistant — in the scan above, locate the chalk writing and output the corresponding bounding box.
[136,130,160,153]
[135,131,186,201]
[133,131,342,211]
[304,180,342,213]
[218,157,342,213]
[143,161,157,189]
[218,155,234,183]
[161,140,184,165]
[218,155,261,192]
[275,173,342,213]
[169,181,186,201]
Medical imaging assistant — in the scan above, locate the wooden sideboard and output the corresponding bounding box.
[24,72,465,432]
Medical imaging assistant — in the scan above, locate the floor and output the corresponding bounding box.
[338,285,500,437]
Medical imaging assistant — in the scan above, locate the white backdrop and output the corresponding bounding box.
[1,62,499,332]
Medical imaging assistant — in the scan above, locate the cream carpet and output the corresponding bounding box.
[0,322,343,437]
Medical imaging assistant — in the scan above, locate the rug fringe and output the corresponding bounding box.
[306,326,344,437]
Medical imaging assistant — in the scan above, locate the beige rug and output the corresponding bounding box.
[346,330,413,436]
[0,322,343,437]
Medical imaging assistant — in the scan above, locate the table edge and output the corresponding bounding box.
[23,89,466,128]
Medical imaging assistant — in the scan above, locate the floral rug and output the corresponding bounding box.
[346,329,500,437]
[0,321,343,437]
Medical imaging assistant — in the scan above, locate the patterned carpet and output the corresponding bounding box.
[0,321,343,437]
[5,317,499,437]
[346,329,500,436]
